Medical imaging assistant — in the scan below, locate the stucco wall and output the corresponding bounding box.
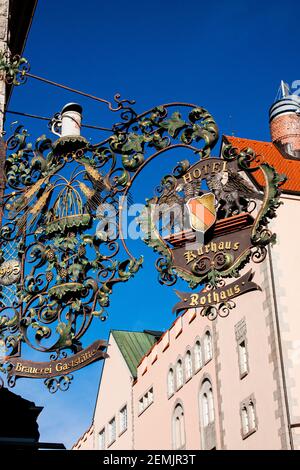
[132,262,288,450]
[72,174,300,452]
[73,425,94,450]
[133,312,221,450]
[269,195,300,449]
[215,259,287,449]
[92,334,134,450]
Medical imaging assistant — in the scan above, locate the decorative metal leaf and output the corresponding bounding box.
[160,112,186,138]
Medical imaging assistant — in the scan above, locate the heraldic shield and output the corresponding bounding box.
[186,193,216,233]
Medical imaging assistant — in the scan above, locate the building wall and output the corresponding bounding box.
[72,194,300,451]
[270,114,300,151]
[73,425,94,450]
[269,195,300,449]
[74,334,135,450]
[214,259,287,449]
[215,193,300,450]
[134,312,220,450]
[74,219,298,450]
[72,154,300,452]
[132,257,290,450]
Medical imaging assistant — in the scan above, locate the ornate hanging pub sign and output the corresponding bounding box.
[0,51,286,391]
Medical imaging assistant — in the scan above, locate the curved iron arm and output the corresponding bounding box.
[0,76,219,391]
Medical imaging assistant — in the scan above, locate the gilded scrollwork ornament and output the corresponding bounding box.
[0,51,286,388]
[0,70,221,391]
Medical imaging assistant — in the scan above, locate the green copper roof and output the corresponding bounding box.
[111,330,162,378]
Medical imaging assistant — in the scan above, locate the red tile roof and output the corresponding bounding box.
[223,135,300,194]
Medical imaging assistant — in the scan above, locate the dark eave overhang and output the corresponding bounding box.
[5,0,38,107]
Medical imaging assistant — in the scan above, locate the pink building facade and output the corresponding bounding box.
[73,91,300,450]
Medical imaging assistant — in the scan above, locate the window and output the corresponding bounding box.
[185,351,193,380]
[200,381,215,426]
[119,405,127,435]
[148,387,154,404]
[108,417,116,445]
[176,359,183,389]
[143,392,149,409]
[238,340,249,377]
[241,407,249,435]
[240,396,257,439]
[199,379,216,450]
[139,397,144,414]
[235,318,248,379]
[194,341,202,371]
[139,387,154,415]
[172,404,186,450]
[204,331,213,362]
[248,401,256,430]
[168,368,175,397]
[98,428,105,450]
[208,387,215,423]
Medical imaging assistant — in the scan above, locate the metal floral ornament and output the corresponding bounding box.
[0,50,30,85]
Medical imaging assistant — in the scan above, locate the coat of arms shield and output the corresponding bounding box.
[186,193,216,233]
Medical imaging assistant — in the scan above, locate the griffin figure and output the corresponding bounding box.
[206,169,263,218]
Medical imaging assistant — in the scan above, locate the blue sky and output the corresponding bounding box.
[5,0,300,449]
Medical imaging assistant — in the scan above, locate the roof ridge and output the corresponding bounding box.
[111,329,157,334]
[224,135,273,145]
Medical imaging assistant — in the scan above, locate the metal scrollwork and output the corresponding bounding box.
[0,50,30,86]
[44,374,73,394]
[0,50,286,380]
[191,252,233,277]
[200,300,236,321]
[0,75,222,391]
[251,245,267,263]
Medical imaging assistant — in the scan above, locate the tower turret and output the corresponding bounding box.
[269,81,300,158]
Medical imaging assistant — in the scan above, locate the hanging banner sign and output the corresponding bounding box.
[7,340,108,379]
[172,270,261,314]
[138,144,285,312]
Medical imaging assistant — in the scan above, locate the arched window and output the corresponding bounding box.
[176,359,183,389]
[208,387,215,423]
[248,401,256,430]
[238,340,248,375]
[194,341,202,371]
[204,331,213,362]
[185,351,193,380]
[199,379,216,450]
[241,406,249,435]
[168,368,174,397]
[200,380,215,426]
[98,428,105,450]
[172,404,186,450]
[202,393,209,426]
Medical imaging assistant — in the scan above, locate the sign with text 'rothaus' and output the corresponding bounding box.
[138,147,285,318]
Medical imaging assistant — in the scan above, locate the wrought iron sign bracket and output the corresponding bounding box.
[0,51,286,392]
